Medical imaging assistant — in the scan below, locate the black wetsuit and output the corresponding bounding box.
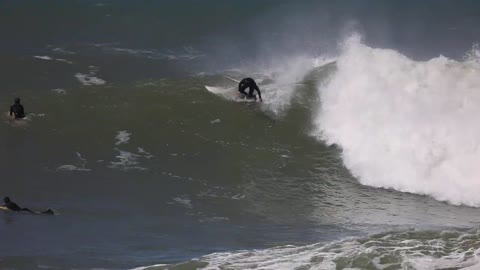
[238,78,262,100]
[4,201,33,213]
[4,200,54,214]
[10,103,25,119]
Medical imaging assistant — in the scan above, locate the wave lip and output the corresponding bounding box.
[314,35,480,207]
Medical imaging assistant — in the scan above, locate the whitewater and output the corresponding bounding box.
[216,33,480,207]
[314,35,480,207]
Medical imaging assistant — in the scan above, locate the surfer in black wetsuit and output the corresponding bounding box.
[10,98,25,119]
[3,197,54,214]
[238,78,262,102]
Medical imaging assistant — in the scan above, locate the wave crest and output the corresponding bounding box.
[314,35,480,206]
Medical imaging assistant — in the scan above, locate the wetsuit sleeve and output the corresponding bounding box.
[9,105,13,116]
[255,85,262,100]
[19,105,25,118]
[238,82,248,95]
[7,202,21,211]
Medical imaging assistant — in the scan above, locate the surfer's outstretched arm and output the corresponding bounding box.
[254,85,262,102]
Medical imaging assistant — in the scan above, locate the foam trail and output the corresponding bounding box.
[314,34,480,206]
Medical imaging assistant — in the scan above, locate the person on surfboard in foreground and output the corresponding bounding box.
[238,78,262,102]
[3,197,54,215]
[10,98,25,119]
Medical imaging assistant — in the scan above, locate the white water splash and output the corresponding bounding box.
[314,34,480,206]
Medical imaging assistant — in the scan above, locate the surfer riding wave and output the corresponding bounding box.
[238,78,262,102]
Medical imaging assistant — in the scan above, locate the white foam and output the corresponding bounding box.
[170,196,193,209]
[148,229,480,270]
[137,147,154,159]
[34,55,53,60]
[51,47,76,55]
[56,165,91,172]
[57,152,91,171]
[55,58,73,64]
[314,34,480,206]
[115,130,131,145]
[28,113,45,118]
[231,193,245,200]
[51,88,66,94]
[34,55,72,63]
[75,73,106,86]
[109,150,146,171]
[130,264,167,270]
[108,145,153,171]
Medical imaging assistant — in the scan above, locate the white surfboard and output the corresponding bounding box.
[205,86,257,103]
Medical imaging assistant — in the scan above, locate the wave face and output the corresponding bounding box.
[314,35,480,206]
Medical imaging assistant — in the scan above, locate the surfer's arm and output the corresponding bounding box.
[255,86,262,101]
[238,83,248,96]
[21,207,34,213]
[5,202,21,211]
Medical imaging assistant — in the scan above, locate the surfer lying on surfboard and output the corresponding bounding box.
[2,197,54,215]
[238,78,263,102]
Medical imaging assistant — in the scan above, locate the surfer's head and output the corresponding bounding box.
[4,197,10,203]
[14,98,20,104]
